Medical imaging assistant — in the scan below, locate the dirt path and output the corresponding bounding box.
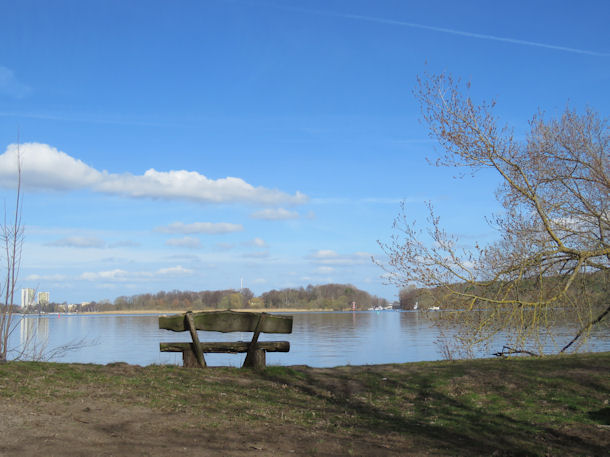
[0,399,409,457]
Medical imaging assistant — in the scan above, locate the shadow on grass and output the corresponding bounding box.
[589,407,610,425]
[262,363,609,457]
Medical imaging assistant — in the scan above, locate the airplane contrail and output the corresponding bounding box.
[247,2,609,57]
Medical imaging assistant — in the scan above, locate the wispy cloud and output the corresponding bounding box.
[242,251,270,259]
[0,110,180,128]
[267,5,610,57]
[108,240,141,248]
[165,237,202,249]
[309,249,370,266]
[0,143,308,206]
[81,269,129,281]
[312,196,418,205]
[0,66,31,98]
[361,197,403,204]
[214,242,235,251]
[164,254,202,262]
[156,221,243,235]
[242,237,267,248]
[250,208,300,220]
[80,265,193,282]
[157,265,194,275]
[25,273,67,281]
[46,236,106,249]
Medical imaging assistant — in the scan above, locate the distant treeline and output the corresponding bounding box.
[399,270,609,314]
[33,283,389,313]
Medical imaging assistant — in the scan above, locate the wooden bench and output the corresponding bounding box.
[159,310,293,370]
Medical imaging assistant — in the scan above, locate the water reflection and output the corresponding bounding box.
[7,311,609,367]
[20,315,49,350]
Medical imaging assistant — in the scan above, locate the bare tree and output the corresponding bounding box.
[0,142,24,362]
[379,73,609,357]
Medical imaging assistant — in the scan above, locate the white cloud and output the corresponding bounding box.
[310,249,371,266]
[46,236,106,248]
[316,266,335,274]
[250,208,299,220]
[156,265,194,276]
[81,269,129,281]
[80,265,192,282]
[243,251,269,259]
[108,240,141,248]
[311,249,339,259]
[0,143,101,191]
[25,273,67,281]
[156,221,243,234]
[214,242,235,251]
[0,143,308,206]
[165,237,202,249]
[0,67,31,98]
[164,254,202,262]
[253,237,266,247]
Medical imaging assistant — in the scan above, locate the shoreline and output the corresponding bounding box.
[78,307,342,315]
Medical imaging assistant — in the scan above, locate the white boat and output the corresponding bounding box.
[429,306,440,311]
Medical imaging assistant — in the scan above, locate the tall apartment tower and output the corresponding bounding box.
[37,292,50,306]
[21,288,35,308]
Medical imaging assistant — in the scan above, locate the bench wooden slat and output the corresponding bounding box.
[160,341,290,353]
[159,310,292,334]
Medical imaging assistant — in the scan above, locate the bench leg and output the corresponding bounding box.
[242,348,266,370]
[183,349,200,368]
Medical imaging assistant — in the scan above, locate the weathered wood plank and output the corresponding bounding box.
[185,311,206,368]
[160,341,290,353]
[159,310,293,334]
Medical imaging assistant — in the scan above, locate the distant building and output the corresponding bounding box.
[37,291,50,306]
[21,288,35,308]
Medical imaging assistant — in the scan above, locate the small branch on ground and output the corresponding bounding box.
[493,346,540,357]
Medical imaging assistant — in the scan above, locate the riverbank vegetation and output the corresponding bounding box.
[1,352,608,456]
[28,283,388,314]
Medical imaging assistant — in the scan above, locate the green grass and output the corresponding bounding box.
[1,353,609,456]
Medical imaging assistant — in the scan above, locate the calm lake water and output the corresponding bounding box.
[9,311,610,367]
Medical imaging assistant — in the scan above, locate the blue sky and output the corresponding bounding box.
[0,0,608,304]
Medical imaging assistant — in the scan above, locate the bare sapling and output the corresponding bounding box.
[0,141,24,362]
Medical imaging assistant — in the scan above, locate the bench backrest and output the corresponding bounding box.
[158,310,293,334]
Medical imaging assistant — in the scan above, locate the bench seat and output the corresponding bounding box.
[160,341,290,353]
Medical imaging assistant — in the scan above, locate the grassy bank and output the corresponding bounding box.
[0,353,608,456]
